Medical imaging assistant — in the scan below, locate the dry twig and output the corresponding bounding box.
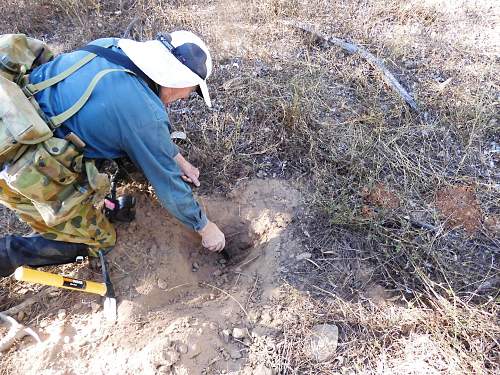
[283,21,420,113]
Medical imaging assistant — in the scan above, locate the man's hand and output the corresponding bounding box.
[174,153,200,187]
[198,221,225,252]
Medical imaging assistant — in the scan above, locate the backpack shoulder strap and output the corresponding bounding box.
[49,68,135,128]
[79,44,158,94]
[22,41,115,97]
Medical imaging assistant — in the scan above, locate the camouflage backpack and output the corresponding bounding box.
[0,34,129,226]
[0,34,54,163]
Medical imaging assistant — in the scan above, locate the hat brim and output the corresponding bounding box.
[118,39,212,107]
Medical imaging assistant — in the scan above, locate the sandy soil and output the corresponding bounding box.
[0,179,301,375]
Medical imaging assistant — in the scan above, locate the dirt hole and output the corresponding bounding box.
[3,180,301,375]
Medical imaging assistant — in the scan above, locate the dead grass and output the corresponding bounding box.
[1,0,499,373]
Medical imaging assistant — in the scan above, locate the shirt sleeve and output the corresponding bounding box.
[121,118,208,231]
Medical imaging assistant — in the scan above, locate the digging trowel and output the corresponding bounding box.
[14,249,117,322]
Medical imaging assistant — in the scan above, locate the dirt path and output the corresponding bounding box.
[1,179,301,375]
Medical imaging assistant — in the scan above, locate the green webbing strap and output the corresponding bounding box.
[49,68,134,127]
[23,41,115,96]
[24,53,97,95]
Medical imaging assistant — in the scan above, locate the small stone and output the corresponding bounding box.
[253,364,274,375]
[176,343,188,354]
[232,327,246,339]
[212,269,223,277]
[221,329,231,343]
[57,309,67,320]
[73,302,84,310]
[260,311,273,324]
[157,365,171,375]
[218,258,227,265]
[157,278,168,290]
[229,348,242,359]
[17,311,25,321]
[296,252,312,261]
[153,349,179,367]
[209,294,216,300]
[192,262,200,269]
[248,310,261,323]
[63,336,71,344]
[305,324,339,362]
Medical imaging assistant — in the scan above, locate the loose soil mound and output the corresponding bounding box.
[1,179,300,375]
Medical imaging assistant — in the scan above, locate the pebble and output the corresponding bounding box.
[260,311,273,325]
[218,258,227,265]
[57,309,67,320]
[154,349,179,367]
[192,262,200,269]
[253,364,274,375]
[157,278,168,290]
[232,327,246,339]
[17,311,25,321]
[212,269,223,277]
[221,329,231,343]
[176,343,188,354]
[157,365,171,375]
[305,324,339,362]
[229,348,242,359]
[248,310,261,323]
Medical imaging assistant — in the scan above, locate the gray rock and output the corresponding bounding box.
[212,269,223,277]
[176,343,188,354]
[221,329,231,343]
[152,348,179,367]
[305,324,339,362]
[57,309,67,320]
[232,327,246,339]
[229,347,243,359]
[253,364,274,375]
[157,278,168,290]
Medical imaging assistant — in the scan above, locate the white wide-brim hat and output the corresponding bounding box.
[118,31,213,107]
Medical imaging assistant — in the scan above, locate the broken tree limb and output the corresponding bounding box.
[0,313,41,353]
[283,21,420,113]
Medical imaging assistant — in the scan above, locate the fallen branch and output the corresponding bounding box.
[0,313,41,353]
[283,21,420,113]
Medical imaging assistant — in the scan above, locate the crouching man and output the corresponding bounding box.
[0,30,225,277]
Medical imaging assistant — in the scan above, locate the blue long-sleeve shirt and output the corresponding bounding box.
[29,38,208,231]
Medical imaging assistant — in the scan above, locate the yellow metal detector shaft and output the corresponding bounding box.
[14,267,107,296]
